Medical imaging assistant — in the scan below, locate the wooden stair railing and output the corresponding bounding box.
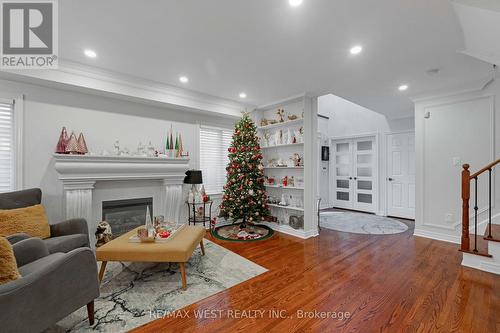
[461,158,500,254]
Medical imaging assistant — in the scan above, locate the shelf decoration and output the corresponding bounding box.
[277,108,285,123]
[65,132,79,154]
[55,127,69,154]
[177,134,184,157]
[291,153,302,167]
[165,125,175,158]
[77,132,88,154]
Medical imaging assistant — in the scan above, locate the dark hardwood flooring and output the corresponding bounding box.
[132,219,500,333]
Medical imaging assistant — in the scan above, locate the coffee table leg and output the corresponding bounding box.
[179,262,187,290]
[98,261,107,282]
[200,240,205,256]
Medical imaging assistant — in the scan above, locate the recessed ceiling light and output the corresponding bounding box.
[239,92,247,99]
[289,0,303,7]
[398,84,409,91]
[350,45,363,55]
[179,76,189,83]
[84,49,97,58]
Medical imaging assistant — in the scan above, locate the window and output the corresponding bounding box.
[199,126,233,194]
[0,98,16,192]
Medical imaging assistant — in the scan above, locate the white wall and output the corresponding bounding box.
[414,80,500,243]
[0,78,235,228]
[317,94,414,214]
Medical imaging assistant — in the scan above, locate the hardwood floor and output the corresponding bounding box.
[132,221,500,333]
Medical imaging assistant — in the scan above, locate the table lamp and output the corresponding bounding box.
[184,170,203,201]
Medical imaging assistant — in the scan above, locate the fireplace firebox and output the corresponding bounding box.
[102,197,153,237]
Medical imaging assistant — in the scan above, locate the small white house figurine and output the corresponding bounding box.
[113,140,121,155]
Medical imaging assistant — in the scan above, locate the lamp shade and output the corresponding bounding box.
[184,170,203,184]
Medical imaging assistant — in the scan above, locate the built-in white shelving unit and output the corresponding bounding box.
[261,142,304,150]
[265,185,304,190]
[268,203,304,212]
[251,96,308,236]
[256,118,303,131]
[263,166,304,170]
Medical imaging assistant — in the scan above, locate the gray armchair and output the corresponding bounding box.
[1,188,90,253]
[0,238,99,333]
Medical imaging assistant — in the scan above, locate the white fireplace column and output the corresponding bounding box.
[162,179,184,223]
[63,181,96,226]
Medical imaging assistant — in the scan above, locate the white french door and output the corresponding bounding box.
[387,132,415,219]
[332,136,377,213]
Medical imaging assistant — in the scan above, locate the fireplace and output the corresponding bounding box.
[102,197,153,237]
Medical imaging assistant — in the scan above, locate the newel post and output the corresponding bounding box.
[461,164,470,251]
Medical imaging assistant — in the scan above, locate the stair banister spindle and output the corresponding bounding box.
[473,177,478,253]
[461,164,470,251]
[488,169,492,239]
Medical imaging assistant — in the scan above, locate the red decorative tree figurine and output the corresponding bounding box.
[219,113,270,229]
[77,132,88,154]
[55,127,69,154]
[65,132,79,154]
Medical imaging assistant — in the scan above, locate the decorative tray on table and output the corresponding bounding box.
[128,224,186,243]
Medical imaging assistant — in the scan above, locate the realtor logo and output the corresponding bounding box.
[1,0,58,68]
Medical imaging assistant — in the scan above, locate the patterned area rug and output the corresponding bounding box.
[46,240,267,333]
[212,223,274,242]
[320,211,408,235]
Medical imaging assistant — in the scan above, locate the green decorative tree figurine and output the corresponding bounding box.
[219,113,271,228]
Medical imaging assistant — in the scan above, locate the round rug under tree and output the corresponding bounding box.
[212,223,274,242]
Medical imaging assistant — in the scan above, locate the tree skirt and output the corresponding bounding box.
[320,211,408,235]
[212,223,274,242]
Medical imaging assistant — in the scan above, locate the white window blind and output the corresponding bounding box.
[0,99,14,192]
[200,126,233,194]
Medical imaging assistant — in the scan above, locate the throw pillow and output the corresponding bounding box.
[0,236,21,285]
[0,204,51,239]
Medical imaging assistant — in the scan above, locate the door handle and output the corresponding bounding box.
[353,177,357,180]
[388,177,394,181]
[349,177,353,180]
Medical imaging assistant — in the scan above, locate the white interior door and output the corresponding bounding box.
[387,132,415,219]
[332,137,376,213]
[353,138,376,212]
[332,140,353,209]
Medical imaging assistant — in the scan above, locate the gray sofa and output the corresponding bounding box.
[0,237,99,333]
[1,188,90,253]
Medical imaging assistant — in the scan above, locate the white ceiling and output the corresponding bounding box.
[56,0,492,118]
[453,0,500,66]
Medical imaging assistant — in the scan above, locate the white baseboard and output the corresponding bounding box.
[462,253,500,275]
[261,222,318,239]
[413,228,460,244]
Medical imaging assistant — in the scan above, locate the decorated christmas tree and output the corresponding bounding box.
[219,113,270,228]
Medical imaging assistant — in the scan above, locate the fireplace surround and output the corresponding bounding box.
[53,154,190,245]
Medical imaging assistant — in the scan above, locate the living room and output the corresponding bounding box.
[0,1,499,332]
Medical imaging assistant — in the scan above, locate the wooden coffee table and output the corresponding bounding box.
[95,225,206,290]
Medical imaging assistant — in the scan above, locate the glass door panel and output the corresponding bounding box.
[353,137,376,212]
[333,140,353,209]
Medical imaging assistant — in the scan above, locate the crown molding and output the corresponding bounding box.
[256,93,306,111]
[0,60,254,118]
[409,76,492,104]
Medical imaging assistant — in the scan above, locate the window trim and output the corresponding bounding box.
[0,94,23,191]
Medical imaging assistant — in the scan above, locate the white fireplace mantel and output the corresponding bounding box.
[53,154,190,228]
